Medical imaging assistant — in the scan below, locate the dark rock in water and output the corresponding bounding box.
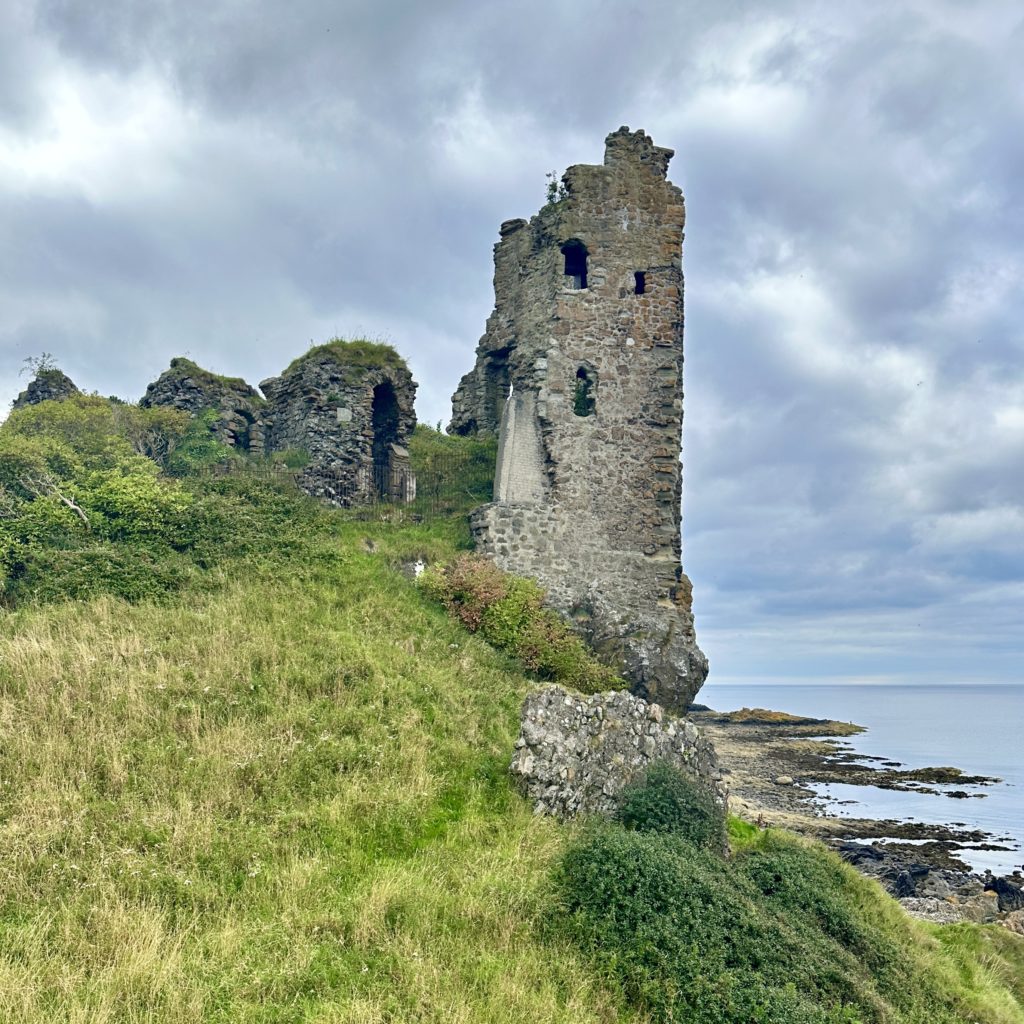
[986,875,1024,913]
[12,369,80,409]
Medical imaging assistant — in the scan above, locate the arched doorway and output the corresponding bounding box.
[371,381,400,497]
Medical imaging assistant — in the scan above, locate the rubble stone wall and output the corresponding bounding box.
[511,684,726,819]
[12,370,80,410]
[260,351,417,505]
[140,347,417,506]
[142,358,267,453]
[451,127,707,711]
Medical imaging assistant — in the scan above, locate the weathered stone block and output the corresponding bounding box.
[511,685,725,819]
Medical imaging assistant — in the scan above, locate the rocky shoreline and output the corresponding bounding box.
[690,705,1024,931]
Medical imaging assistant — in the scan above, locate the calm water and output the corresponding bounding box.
[698,683,1024,875]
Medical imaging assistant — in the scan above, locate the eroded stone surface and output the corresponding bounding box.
[899,897,969,924]
[510,684,726,819]
[142,358,267,453]
[260,348,416,505]
[451,127,707,712]
[12,370,80,410]
[140,347,417,506]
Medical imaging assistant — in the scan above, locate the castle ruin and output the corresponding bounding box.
[259,343,417,504]
[125,343,417,505]
[451,127,707,712]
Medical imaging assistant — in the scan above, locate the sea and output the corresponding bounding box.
[698,682,1024,876]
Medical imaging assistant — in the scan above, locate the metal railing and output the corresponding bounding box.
[201,449,496,521]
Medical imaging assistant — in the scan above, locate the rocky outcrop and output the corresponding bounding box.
[12,369,80,410]
[142,358,266,453]
[510,684,726,819]
[452,128,706,712]
[1002,909,1024,935]
[260,342,417,506]
[840,842,1023,926]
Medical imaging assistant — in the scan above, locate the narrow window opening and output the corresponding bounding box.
[561,240,588,290]
[634,271,646,294]
[573,367,596,417]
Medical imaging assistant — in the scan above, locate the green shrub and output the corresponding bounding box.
[418,553,620,692]
[553,819,980,1024]
[84,467,194,545]
[1,394,137,470]
[166,410,235,475]
[407,424,497,518]
[615,760,725,850]
[267,447,310,469]
[555,826,834,1023]
[7,541,197,604]
[110,403,193,468]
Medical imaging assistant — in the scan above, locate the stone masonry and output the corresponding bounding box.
[12,369,80,410]
[142,358,267,453]
[511,685,726,818]
[141,344,417,506]
[451,127,707,712]
[260,345,417,505]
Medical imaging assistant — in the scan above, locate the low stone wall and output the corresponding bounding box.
[510,684,726,819]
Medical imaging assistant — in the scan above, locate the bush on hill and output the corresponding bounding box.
[614,760,725,850]
[418,553,621,693]
[555,766,1024,1023]
[0,395,341,606]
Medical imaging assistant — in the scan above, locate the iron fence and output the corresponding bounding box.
[200,447,496,522]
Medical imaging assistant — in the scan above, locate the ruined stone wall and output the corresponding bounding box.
[141,347,417,506]
[260,350,416,505]
[142,358,267,453]
[511,685,726,818]
[451,127,707,712]
[12,370,80,410]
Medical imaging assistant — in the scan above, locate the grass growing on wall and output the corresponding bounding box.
[283,338,409,377]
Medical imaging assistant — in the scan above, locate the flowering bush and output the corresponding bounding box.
[419,554,620,693]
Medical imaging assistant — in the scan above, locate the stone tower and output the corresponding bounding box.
[450,127,707,711]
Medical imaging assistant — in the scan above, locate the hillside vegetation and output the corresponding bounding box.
[0,393,1022,1022]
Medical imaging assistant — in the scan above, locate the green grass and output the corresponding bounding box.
[0,523,640,1023]
[556,811,1024,1024]
[162,357,259,395]
[283,338,409,378]
[0,398,1021,1022]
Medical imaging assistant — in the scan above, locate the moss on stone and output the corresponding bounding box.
[165,357,258,395]
[283,338,408,378]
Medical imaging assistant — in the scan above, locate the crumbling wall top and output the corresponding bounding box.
[12,369,80,410]
[602,125,675,178]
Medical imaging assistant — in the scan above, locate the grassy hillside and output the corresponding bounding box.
[0,394,1022,1022]
[0,521,645,1022]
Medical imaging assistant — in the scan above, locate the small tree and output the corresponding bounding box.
[21,352,60,377]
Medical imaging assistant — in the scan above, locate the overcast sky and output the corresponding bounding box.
[2,1,1022,686]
